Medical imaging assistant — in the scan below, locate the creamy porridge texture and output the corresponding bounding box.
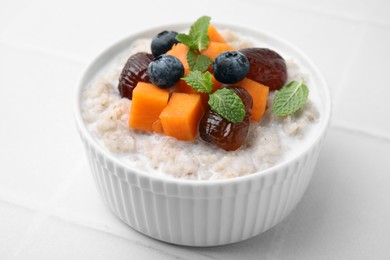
[81,27,319,180]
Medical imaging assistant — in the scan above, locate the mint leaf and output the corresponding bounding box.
[189,16,210,38]
[194,32,210,51]
[209,88,245,123]
[187,51,212,72]
[182,71,212,93]
[272,80,309,116]
[176,33,193,48]
[176,16,210,51]
[190,16,210,51]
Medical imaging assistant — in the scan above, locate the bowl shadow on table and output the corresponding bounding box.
[185,132,337,256]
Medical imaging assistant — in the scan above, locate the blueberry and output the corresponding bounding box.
[212,51,250,84]
[151,31,179,57]
[147,54,184,88]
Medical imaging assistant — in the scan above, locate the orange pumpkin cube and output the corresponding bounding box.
[166,43,190,75]
[159,93,204,141]
[238,78,269,121]
[201,41,234,61]
[207,24,227,43]
[176,74,223,108]
[129,82,170,131]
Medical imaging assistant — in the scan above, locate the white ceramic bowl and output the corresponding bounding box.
[74,23,331,246]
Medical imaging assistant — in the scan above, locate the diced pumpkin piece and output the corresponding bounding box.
[176,80,208,105]
[129,82,170,131]
[211,74,223,92]
[159,93,204,141]
[152,119,163,133]
[238,78,269,121]
[207,24,226,43]
[201,41,234,61]
[166,43,190,75]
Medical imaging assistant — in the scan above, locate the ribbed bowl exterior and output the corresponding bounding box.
[77,127,325,246]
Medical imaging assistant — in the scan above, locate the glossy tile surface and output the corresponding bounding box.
[1,0,389,259]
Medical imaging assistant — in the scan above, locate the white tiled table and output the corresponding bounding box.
[1,0,390,259]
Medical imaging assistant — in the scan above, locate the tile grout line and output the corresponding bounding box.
[1,163,218,260]
[330,124,390,144]
[48,214,220,260]
[260,0,390,28]
[1,1,389,70]
[0,193,46,214]
[0,38,88,65]
[49,202,221,259]
[5,161,84,260]
[330,22,369,105]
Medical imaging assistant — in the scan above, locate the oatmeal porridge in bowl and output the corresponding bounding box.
[75,16,331,246]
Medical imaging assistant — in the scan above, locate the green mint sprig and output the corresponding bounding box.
[182,71,212,93]
[209,88,245,124]
[272,80,309,116]
[178,16,246,124]
[176,16,212,76]
[176,16,211,51]
[186,50,211,72]
[178,16,213,104]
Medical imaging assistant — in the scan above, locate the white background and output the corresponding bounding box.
[1,0,390,259]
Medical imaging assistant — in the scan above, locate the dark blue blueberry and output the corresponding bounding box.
[212,51,250,84]
[147,54,184,88]
[151,31,179,57]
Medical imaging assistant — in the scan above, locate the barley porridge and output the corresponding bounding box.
[81,29,320,180]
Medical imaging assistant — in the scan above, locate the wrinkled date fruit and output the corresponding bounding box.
[240,48,287,91]
[118,52,154,99]
[199,86,253,151]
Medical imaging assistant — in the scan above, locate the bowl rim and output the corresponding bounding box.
[74,22,332,187]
